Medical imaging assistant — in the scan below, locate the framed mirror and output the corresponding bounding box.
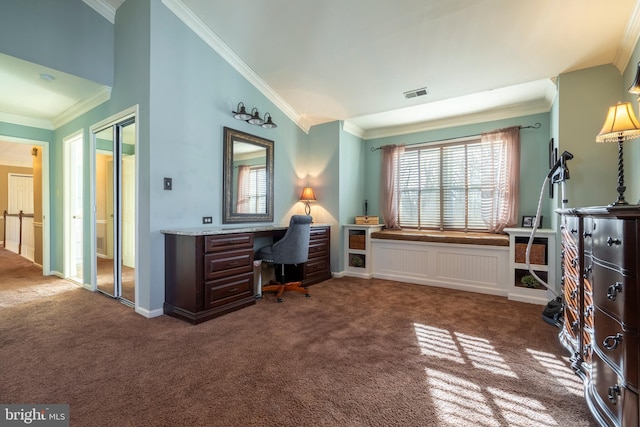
[223,127,274,223]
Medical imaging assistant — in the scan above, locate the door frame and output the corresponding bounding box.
[89,106,139,307]
[0,135,50,275]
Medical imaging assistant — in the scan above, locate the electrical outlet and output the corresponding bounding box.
[164,177,172,190]
[202,216,213,224]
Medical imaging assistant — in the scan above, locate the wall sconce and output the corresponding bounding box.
[629,61,640,98]
[596,101,640,205]
[31,147,38,156]
[232,102,277,128]
[299,187,317,215]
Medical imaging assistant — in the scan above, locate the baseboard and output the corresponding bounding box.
[135,306,164,319]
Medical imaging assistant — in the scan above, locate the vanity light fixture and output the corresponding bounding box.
[232,102,277,128]
[596,101,640,205]
[629,61,640,99]
[299,187,317,215]
[232,102,252,120]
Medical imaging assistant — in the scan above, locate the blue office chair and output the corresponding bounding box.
[257,215,312,302]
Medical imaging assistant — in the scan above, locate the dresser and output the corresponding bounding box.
[162,225,331,324]
[558,206,639,427]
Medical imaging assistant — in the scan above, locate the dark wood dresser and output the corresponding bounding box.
[163,225,331,324]
[558,206,639,427]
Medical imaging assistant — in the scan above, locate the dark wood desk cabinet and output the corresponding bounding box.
[558,206,639,427]
[163,225,332,324]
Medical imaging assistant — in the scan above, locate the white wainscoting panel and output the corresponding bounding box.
[371,239,509,297]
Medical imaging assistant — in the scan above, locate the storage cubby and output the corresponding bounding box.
[504,228,556,304]
[343,224,382,278]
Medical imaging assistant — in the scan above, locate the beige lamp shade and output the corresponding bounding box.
[299,187,317,202]
[596,102,640,143]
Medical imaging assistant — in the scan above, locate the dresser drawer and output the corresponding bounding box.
[594,307,638,388]
[592,263,638,327]
[591,218,636,273]
[204,233,253,253]
[204,249,253,280]
[204,271,253,309]
[590,351,639,427]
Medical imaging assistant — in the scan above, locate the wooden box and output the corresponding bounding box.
[515,243,546,265]
[349,235,366,250]
[355,216,379,225]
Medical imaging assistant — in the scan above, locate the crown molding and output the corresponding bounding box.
[82,0,116,24]
[52,86,112,129]
[0,112,53,130]
[161,0,308,133]
[613,0,640,72]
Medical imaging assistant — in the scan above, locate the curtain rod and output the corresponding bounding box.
[369,122,541,152]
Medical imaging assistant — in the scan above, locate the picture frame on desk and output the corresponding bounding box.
[521,215,542,228]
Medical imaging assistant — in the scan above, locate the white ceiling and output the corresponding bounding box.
[2,0,640,165]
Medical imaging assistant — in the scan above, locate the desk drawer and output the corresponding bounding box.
[205,271,253,308]
[308,240,328,258]
[310,226,329,242]
[204,249,253,280]
[204,233,253,253]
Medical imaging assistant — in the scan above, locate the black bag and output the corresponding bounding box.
[542,297,563,328]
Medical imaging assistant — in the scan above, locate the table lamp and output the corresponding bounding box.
[299,187,316,215]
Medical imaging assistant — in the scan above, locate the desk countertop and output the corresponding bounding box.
[161,223,330,236]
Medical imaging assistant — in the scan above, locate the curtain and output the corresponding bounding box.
[480,126,520,233]
[380,144,405,229]
[236,165,250,213]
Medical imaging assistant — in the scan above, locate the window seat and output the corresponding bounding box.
[370,230,509,246]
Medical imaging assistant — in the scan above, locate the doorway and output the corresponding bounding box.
[93,115,136,306]
[64,132,84,284]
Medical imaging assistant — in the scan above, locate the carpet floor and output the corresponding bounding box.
[0,248,597,426]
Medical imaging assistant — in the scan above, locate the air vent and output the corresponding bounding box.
[404,87,429,99]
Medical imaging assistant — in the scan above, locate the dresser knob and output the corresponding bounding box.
[607,282,623,300]
[584,305,593,318]
[603,333,623,351]
[608,384,621,404]
[607,236,621,246]
[583,344,591,357]
[571,257,578,268]
[570,289,578,300]
[571,320,579,332]
[570,228,577,234]
[583,231,592,238]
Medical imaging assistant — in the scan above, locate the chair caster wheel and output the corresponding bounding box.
[277,298,283,303]
[305,294,311,298]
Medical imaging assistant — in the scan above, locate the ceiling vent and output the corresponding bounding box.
[404,87,429,99]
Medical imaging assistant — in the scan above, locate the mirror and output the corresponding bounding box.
[223,127,274,223]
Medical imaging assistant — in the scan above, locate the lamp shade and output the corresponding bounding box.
[232,102,252,120]
[300,187,317,202]
[596,102,640,143]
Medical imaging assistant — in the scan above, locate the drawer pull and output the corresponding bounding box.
[227,287,238,293]
[607,384,621,404]
[571,320,579,332]
[570,289,578,300]
[571,257,578,268]
[227,261,242,267]
[606,236,621,246]
[583,231,592,238]
[607,282,623,300]
[584,305,593,318]
[583,344,591,357]
[570,228,577,234]
[603,333,623,351]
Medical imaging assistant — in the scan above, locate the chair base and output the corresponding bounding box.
[262,280,310,302]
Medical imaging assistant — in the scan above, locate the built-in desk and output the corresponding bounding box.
[162,224,331,324]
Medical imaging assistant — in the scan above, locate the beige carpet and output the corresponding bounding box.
[0,248,597,426]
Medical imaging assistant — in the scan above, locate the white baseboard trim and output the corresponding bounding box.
[136,306,164,319]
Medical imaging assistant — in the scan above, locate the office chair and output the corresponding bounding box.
[256,215,312,302]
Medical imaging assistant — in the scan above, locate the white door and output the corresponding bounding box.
[64,133,84,283]
[7,174,34,260]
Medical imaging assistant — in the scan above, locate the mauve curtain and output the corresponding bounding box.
[380,144,405,229]
[480,126,520,233]
[236,165,250,213]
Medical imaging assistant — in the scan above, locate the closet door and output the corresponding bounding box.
[94,117,136,305]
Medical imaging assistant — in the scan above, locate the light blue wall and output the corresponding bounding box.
[623,45,640,204]
[0,0,114,86]
[362,113,552,227]
[556,64,623,208]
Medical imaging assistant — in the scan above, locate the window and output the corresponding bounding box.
[396,137,508,231]
[246,166,266,213]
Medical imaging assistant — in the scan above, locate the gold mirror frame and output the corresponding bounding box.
[222,127,274,223]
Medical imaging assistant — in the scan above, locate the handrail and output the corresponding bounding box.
[2,210,34,254]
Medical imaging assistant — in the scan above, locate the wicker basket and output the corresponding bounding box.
[515,243,546,265]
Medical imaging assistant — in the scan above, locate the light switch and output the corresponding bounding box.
[164,177,172,190]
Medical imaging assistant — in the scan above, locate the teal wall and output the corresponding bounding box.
[362,113,553,227]
[0,0,114,86]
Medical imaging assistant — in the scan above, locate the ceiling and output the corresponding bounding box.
[2,0,640,165]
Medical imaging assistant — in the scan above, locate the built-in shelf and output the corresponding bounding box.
[343,224,383,278]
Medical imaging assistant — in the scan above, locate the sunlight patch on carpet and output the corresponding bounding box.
[487,387,558,426]
[0,282,80,308]
[414,323,517,378]
[526,348,584,396]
